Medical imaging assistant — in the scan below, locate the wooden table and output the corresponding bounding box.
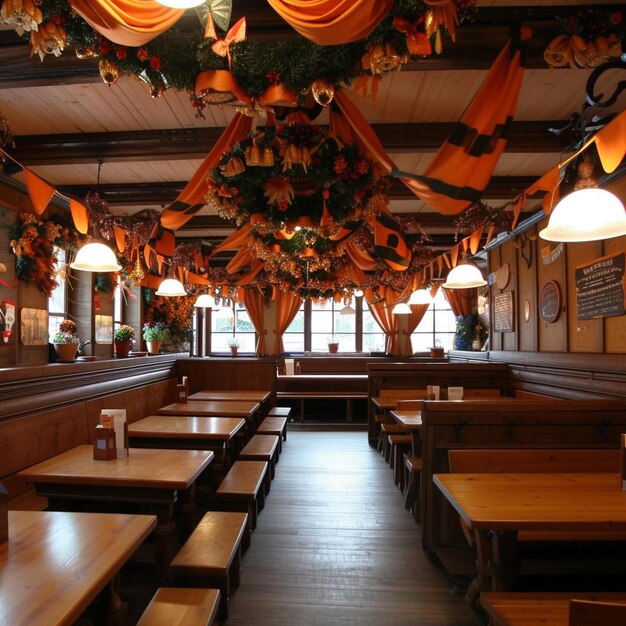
[433,472,626,603]
[390,409,422,456]
[157,400,260,421]
[0,510,156,626]
[187,390,271,404]
[18,445,213,577]
[128,415,246,475]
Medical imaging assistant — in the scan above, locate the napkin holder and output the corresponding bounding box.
[0,481,7,543]
[427,385,440,400]
[94,425,117,460]
[447,386,464,401]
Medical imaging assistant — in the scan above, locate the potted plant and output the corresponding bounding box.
[227,336,240,356]
[143,321,169,355]
[52,329,80,362]
[326,336,339,353]
[113,324,135,358]
[430,340,445,358]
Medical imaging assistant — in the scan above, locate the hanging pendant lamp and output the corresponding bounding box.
[340,304,356,315]
[70,242,121,272]
[155,0,204,8]
[392,302,412,315]
[408,289,433,305]
[443,263,487,289]
[156,277,187,297]
[194,294,214,308]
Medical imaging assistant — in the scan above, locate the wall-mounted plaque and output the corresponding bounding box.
[540,280,561,323]
[493,291,514,332]
[95,315,113,344]
[575,252,625,320]
[20,308,49,345]
[495,263,510,290]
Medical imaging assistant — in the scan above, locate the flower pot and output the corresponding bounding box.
[114,340,132,358]
[146,340,161,355]
[230,346,238,357]
[54,343,78,362]
[327,342,339,353]
[430,347,444,358]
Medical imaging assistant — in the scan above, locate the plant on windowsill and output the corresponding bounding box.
[227,337,240,357]
[113,324,135,358]
[326,336,339,354]
[142,321,169,355]
[53,329,80,362]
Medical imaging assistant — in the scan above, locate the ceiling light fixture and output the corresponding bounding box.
[407,289,433,305]
[392,302,412,315]
[70,242,122,272]
[155,277,187,297]
[194,294,213,308]
[340,304,356,315]
[155,0,205,8]
[539,161,626,242]
[443,263,487,289]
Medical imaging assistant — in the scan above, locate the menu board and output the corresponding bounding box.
[493,291,514,332]
[575,252,625,320]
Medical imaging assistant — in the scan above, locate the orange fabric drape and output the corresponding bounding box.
[160,113,253,230]
[243,288,267,356]
[443,288,475,316]
[364,288,401,355]
[401,303,430,356]
[69,0,182,47]
[273,290,302,355]
[266,0,393,45]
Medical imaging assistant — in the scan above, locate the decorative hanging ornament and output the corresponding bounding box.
[311,79,335,107]
[30,21,66,61]
[75,46,97,59]
[362,42,403,75]
[127,255,145,285]
[137,69,169,98]
[99,59,121,86]
[1,0,42,36]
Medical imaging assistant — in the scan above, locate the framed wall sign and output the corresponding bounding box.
[493,291,514,332]
[575,252,625,320]
[20,308,49,345]
[95,315,113,344]
[540,280,561,323]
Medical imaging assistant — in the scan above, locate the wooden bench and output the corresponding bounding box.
[481,592,626,626]
[403,453,423,523]
[256,416,287,453]
[216,460,268,533]
[448,448,624,545]
[238,435,280,488]
[170,511,248,621]
[268,406,291,419]
[8,489,48,511]
[137,587,220,626]
[276,391,367,423]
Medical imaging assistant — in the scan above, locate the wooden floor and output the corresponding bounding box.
[226,430,480,626]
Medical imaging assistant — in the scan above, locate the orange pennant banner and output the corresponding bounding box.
[69,198,89,234]
[24,169,55,216]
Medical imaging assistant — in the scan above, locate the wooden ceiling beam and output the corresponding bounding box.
[11,121,566,165]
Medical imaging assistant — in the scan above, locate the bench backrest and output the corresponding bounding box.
[462,388,502,398]
[569,599,626,626]
[380,389,427,399]
[448,449,621,474]
[395,399,423,410]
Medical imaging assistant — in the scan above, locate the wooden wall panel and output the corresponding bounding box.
[536,216,568,352]
[516,228,538,352]
[0,206,17,367]
[487,247,503,351]
[603,234,626,353]
[499,242,518,351]
[567,240,604,352]
[69,270,94,356]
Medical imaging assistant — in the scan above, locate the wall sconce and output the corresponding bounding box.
[442,262,487,289]
[539,162,626,242]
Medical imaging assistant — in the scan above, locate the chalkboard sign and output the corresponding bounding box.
[540,280,561,323]
[494,291,514,332]
[575,252,625,320]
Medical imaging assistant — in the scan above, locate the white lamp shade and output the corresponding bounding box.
[340,304,355,315]
[155,0,204,7]
[155,278,187,297]
[194,294,213,308]
[443,263,487,289]
[392,302,412,315]
[353,289,364,297]
[408,289,433,305]
[539,188,626,242]
[69,242,121,272]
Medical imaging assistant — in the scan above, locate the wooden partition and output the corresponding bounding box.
[366,363,510,445]
[0,355,178,500]
[291,356,383,374]
[419,399,626,557]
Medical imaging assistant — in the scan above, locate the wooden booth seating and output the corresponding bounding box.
[256,416,288,454]
[448,448,624,546]
[481,592,626,626]
[238,435,280,488]
[216,460,268,536]
[388,434,413,488]
[268,406,291,419]
[403,453,423,523]
[170,511,248,621]
[137,587,220,626]
[8,489,48,511]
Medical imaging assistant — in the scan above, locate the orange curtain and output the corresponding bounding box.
[401,304,429,356]
[443,288,475,316]
[243,288,267,355]
[160,113,253,230]
[69,0,182,47]
[364,288,401,355]
[273,290,302,355]
[266,0,393,45]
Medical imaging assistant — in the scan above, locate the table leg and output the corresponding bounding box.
[466,529,493,606]
[490,530,520,591]
[152,502,177,580]
[101,573,128,626]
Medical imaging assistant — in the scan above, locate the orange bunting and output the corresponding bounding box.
[24,169,55,216]
[69,198,89,234]
[114,226,126,253]
[469,225,484,255]
[392,16,432,56]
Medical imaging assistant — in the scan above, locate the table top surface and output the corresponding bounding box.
[278,374,368,380]
[128,415,246,440]
[187,390,271,403]
[0,510,156,626]
[18,445,214,489]
[390,410,422,427]
[372,395,515,409]
[434,472,626,531]
[157,400,260,418]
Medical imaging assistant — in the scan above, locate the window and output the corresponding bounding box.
[210,302,256,352]
[283,304,305,353]
[310,300,355,352]
[362,302,387,353]
[113,277,123,335]
[47,248,67,340]
[410,289,456,352]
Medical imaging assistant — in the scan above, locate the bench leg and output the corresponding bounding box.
[347,399,353,423]
[300,398,305,423]
[219,578,230,621]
